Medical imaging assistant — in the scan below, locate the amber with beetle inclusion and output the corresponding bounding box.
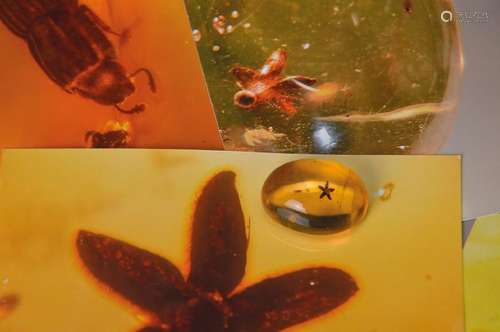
[262,159,368,234]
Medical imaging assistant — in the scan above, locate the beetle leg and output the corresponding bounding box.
[129,68,157,93]
[115,103,145,114]
[79,5,130,43]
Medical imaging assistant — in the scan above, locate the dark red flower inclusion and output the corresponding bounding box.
[76,171,358,331]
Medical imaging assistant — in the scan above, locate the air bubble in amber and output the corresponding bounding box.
[262,159,369,234]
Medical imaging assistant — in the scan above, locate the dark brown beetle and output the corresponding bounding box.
[0,0,156,113]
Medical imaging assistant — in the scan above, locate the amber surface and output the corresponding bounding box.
[262,159,368,234]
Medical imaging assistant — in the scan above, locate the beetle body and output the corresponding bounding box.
[0,0,155,113]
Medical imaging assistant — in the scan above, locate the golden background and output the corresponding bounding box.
[0,150,462,331]
[464,214,500,332]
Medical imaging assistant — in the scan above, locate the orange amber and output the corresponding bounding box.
[262,159,368,234]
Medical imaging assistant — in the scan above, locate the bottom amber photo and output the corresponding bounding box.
[0,150,462,331]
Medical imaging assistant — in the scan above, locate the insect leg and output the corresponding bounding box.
[79,5,129,42]
[115,103,145,114]
[129,68,157,93]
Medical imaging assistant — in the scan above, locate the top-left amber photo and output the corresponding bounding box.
[0,0,223,148]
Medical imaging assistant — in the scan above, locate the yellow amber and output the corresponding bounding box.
[262,159,369,234]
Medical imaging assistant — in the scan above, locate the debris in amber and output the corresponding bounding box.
[262,159,369,234]
[378,182,395,202]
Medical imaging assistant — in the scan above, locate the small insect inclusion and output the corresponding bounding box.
[231,48,317,116]
[85,121,131,148]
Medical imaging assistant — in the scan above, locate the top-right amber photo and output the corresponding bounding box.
[184,0,462,154]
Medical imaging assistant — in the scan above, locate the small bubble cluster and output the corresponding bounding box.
[212,15,227,35]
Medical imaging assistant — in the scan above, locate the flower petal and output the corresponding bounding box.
[77,230,188,318]
[231,65,258,87]
[260,48,287,78]
[187,171,247,297]
[228,267,358,331]
[136,327,168,332]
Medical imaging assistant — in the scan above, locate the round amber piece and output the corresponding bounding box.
[262,159,369,234]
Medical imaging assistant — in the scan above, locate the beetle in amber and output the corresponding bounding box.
[76,171,358,331]
[0,0,156,113]
[231,48,317,116]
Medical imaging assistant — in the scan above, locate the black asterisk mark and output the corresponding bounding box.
[319,181,335,200]
[77,171,357,331]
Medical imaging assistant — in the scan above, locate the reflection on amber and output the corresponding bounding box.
[0,0,222,149]
[262,159,369,234]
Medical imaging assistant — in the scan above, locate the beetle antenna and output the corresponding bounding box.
[129,68,157,93]
[114,103,145,114]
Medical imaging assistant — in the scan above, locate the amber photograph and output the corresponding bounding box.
[0,0,222,149]
[0,150,462,331]
[184,0,461,154]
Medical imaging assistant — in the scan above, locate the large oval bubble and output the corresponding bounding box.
[262,159,369,234]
